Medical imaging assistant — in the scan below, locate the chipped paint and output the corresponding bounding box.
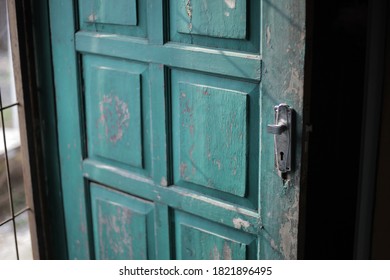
[224,0,236,9]
[160,177,168,187]
[279,189,299,259]
[174,188,259,220]
[232,218,250,230]
[285,67,301,95]
[98,94,130,143]
[266,25,271,48]
[88,13,97,22]
[185,0,193,31]
[223,242,232,259]
[270,239,278,251]
[212,245,220,260]
[180,162,188,178]
[214,159,222,170]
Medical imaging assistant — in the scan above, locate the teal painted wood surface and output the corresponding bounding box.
[170,0,260,52]
[259,0,306,259]
[91,184,155,259]
[84,55,144,169]
[75,32,262,81]
[177,0,247,39]
[175,211,256,260]
[177,83,247,196]
[82,158,260,235]
[81,0,137,26]
[78,0,147,37]
[49,0,92,259]
[48,0,306,260]
[171,69,259,209]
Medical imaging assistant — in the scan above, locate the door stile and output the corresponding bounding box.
[49,0,91,259]
[259,0,306,259]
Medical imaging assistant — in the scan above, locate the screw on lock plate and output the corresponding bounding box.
[267,104,292,174]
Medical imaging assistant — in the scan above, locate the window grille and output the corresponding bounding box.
[0,0,33,260]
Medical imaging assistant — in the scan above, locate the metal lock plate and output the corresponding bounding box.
[267,104,292,174]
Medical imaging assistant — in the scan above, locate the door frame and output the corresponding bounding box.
[8,0,67,259]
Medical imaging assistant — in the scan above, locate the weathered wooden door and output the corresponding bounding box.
[49,0,306,259]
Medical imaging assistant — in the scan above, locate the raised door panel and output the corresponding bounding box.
[176,0,247,39]
[90,183,156,260]
[79,0,147,37]
[83,55,152,175]
[171,69,259,208]
[169,0,260,52]
[81,0,138,26]
[174,211,257,260]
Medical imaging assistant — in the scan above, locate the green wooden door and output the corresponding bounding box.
[49,0,306,260]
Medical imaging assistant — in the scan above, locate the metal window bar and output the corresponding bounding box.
[0,87,30,260]
[0,0,38,260]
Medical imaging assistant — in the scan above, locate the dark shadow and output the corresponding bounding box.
[305,0,368,259]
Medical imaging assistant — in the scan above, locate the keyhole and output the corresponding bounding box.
[280,152,284,161]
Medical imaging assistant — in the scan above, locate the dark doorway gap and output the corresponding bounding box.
[305,0,368,259]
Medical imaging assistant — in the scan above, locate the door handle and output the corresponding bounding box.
[267,123,287,135]
[267,104,292,174]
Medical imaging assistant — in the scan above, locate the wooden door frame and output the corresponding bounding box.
[4,0,40,259]
[8,0,67,259]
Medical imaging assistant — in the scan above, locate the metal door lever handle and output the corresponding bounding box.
[267,123,287,135]
[267,104,292,175]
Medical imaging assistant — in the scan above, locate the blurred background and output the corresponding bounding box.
[0,0,33,260]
